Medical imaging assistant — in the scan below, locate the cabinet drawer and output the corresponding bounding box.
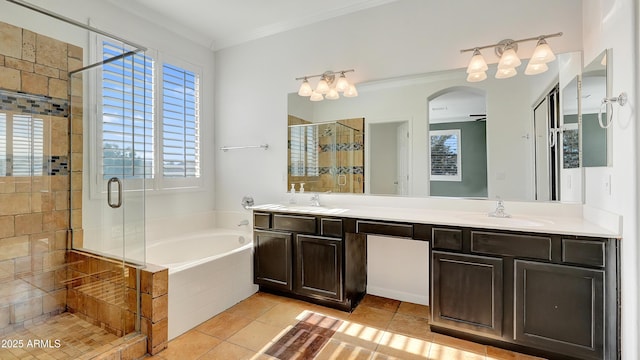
[273,214,317,234]
[471,231,551,260]
[562,239,605,267]
[432,228,462,251]
[253,212,271,229]
[320,218,343,238]
[356,220,413,238]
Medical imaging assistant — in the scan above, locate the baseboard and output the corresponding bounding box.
[366,285,429,305]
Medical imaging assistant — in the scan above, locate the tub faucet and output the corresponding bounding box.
[237,219,249,227]
[489,198,510,218]
[310,194,321,207]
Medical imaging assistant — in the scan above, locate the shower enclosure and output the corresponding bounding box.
[0,0,150,355]
[288,118,365,193]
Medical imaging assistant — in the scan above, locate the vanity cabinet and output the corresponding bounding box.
[253,230,293,291]
[252,212,366,310]
[430,227,619,360]
[431,251,503,337]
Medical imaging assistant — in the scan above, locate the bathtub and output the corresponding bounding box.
[146,228,258,340]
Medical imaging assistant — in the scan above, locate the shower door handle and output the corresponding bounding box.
[107,177,123,209]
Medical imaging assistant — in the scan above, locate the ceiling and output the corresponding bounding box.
[107,0,398,50]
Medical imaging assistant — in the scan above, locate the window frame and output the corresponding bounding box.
[90,35,203,198]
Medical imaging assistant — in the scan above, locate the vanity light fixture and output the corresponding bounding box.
[296,69,357,101]
[461,32,562,82]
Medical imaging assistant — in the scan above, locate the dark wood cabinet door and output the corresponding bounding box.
[253,230,293,292]
[514,260,604,360]
[295,235,343,301]
[431,251,503,337]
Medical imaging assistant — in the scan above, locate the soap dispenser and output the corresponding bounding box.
[299,183,305,194]
[289,184,297,204]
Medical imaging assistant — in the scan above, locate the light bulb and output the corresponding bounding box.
[310,91,324,101]
[466,49,488,74]
[495,67,517,79]
[524,61,549,75]
[529,39,556,64]
[498,47,521,69]
[467,71,487,82]
[335,73,350,92]
[315,78,330,94]
[343,84,358,97]
[326,88,340,100]
[297,79,312,96]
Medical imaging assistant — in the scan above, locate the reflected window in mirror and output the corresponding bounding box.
[428,87,487,198]
[562,76,579,169]
[430,129,461,181]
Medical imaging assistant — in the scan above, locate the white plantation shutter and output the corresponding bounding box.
[101,41,154,179]
[12,115,43,176]
[0,114,5,176]
[289,125,318,177]
[161,63,199,178]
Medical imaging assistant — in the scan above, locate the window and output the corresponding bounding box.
[0,112,44,177]
[161,64,199,178]
[99,39,201,190]
[289,125,318,177]
[101,41,154,180]
[430,129,461,181]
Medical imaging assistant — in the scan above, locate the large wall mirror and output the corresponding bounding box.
[287,50,611,203]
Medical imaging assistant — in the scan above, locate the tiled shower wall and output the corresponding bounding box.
[0,20,82,334]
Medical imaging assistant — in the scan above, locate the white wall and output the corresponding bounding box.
[215,0,639,358]
[214,0,583,209]
[581,1,638,359]
[0,0,217,223]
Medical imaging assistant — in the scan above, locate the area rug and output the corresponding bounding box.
[265,311,344,359]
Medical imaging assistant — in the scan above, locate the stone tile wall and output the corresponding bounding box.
[0,20,82,334]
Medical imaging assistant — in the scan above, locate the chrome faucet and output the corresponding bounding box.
[310,194,321,206]
[237,219,249,227]
[489,198,511,218]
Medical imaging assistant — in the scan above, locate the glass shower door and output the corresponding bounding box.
[69,46,148,336]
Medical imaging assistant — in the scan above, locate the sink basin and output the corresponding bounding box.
[460,214,553,228]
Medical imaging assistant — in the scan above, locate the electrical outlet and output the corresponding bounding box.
[604,174,612,195]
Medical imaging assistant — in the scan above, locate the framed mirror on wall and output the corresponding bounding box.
[287,50,598,204]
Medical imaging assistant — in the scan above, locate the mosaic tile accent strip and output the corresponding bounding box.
[0,90,69,117]
[49,155,70,175]
[318,166,364,175]
[1,155,68,176]
[265,311,343,360]
[319,142,364,152]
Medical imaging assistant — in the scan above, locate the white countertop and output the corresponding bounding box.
[250,203,621,239]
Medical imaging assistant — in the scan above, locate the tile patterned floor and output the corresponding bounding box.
[0,312,120,360]
[148,292,546,360]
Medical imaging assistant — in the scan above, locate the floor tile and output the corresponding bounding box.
[431,333,487,355]
[359,295,401,313]
[428,342,486,360]
[332,321,386,351]
[256,302,312,328]
[314,338,375,360]
[226,320,288,352]
[387,313,433,341]
[348,305,394,330]
[198,341,255,360]
[375,331,432,360]
[159,330,221,360]
[195,312,253,340]
[225,295,281,319]
[397,302,430,319]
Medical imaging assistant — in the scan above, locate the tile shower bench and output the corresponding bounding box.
[250,203,620,360]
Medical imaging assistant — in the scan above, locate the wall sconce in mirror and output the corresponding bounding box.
[598,92,628,128]
[296,69,358,101]
[461,32,562,82]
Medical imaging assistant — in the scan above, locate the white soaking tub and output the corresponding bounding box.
[146,228,257,339]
